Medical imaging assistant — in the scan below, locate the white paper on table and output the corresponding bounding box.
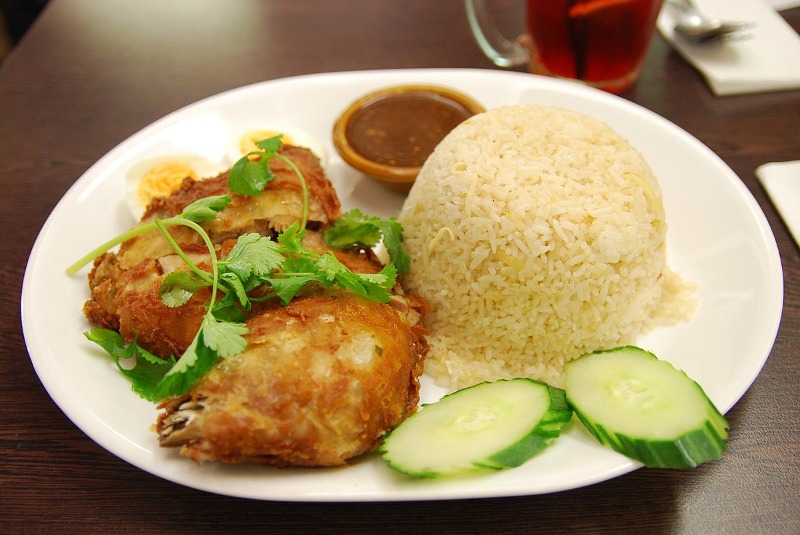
[658,0,800,95]
[756,161,800,248]
[763,0,800,10]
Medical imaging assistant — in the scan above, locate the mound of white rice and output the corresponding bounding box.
[398,105,695,389]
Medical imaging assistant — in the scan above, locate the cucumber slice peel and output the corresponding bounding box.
[379,378,572,478]
[565,346,729,469]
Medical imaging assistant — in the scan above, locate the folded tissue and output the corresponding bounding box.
[658,0,800,95]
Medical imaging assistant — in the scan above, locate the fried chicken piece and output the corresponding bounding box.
[117,144,340,271]
[84,247,214,358]
[84,145,342,356]
[156,292,428,466]
[143,144,340,233]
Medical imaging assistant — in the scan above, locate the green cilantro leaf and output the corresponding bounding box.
[276,221,308,254]
[218,271,251,308]
[229,155,275,196]
[324,209,383,247]
[219,233,284,280]
[357,264,398,302]
[265,254,326,304]
[315,253,344,282]
[211,291,248,323]
[324,209,410,273]
[159,271,209,308]
[374,219,410,274]
[227,135,283,196]
[199,314,248,358]
[84,328,176,402]
[255,135,284,156]
[267,274,320,304]
[316,254,396,302]
[156,330,218,399]
[180,195,232,222]
[279,254,319,277]
[362,263,398,288]
[85,327,135,359]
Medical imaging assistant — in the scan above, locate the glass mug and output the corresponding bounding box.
[465,0,664,94]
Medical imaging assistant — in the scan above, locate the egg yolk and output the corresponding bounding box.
[239,130,294,160]
[137,162,197,207]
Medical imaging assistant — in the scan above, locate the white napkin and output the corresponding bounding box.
[658,0,800,95]
[764,0,800,10]
[756,161,800,247]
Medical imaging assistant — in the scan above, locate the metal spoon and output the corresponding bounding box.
[667,0,756,43]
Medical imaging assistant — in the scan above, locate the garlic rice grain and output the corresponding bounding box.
[398,105,695,389]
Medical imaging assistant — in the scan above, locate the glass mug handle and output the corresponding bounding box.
[464,0,529,68]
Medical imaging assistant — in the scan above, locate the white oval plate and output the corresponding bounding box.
[21,69,783,501]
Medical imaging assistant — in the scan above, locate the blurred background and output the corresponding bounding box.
[0,0,48,63]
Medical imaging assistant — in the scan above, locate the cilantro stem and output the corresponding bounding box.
[153,219,215,286]
[270,271,318,277]
[66,216,220,282]
[67,195,231,277]
[275,153,309,229]
[66,223,158,275]
[153,219,221,308]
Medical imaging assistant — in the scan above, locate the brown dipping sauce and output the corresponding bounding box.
[333,85,484,188]
[344,91,475,168]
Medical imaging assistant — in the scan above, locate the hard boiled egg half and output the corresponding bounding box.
[125,153,226,220]
[228,125,327,167]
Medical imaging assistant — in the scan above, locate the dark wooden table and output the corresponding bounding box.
[2,0,799,532]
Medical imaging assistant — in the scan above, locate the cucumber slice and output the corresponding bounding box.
[379,378,572,478]
[564,346,729,469]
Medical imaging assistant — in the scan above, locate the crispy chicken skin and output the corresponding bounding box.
[157,292,428,466]
[82,145,429,467]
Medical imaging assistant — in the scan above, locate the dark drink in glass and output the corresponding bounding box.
[524,0,663,93]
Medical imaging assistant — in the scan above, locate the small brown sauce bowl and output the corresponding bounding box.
[333,84,485,191]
